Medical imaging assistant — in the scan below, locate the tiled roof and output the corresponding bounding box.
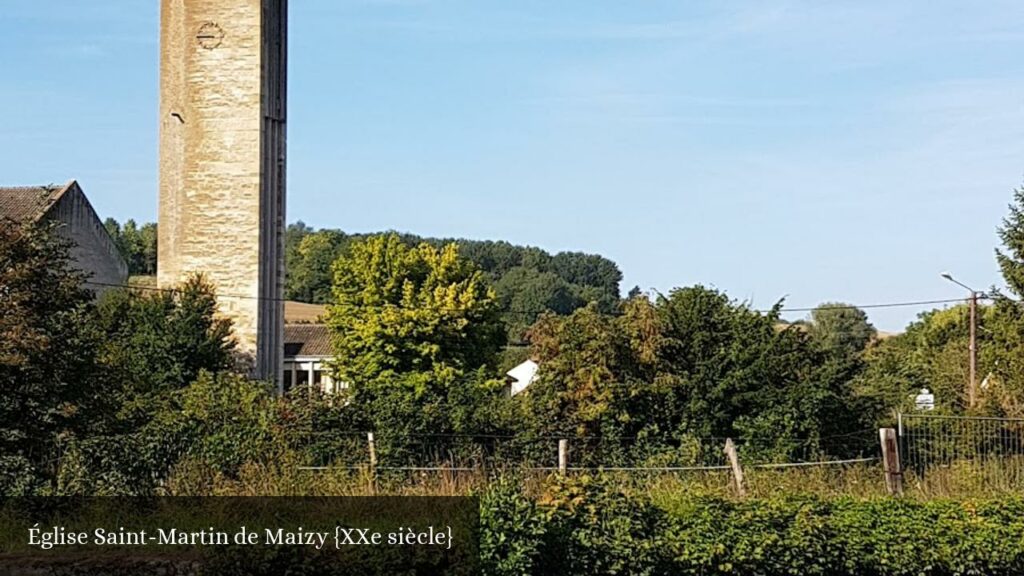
[0,183,72,224]
[284,324,333,358]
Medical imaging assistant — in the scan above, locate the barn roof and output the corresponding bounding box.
[0,182,74,224]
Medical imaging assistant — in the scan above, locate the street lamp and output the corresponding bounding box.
[940,272,983,409]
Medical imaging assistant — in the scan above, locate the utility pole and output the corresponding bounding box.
[968,290,978,409]
[941,273,981,409]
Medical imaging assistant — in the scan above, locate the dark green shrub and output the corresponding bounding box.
[537,475,667,575]
[479,483,1024,576]
[478,476,548,576]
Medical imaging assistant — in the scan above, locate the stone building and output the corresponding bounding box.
[0,181,129,296]
[158,0,288,384]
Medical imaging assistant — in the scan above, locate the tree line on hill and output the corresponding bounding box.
[102,218,627,342]
[5,184,1024,495]
[286,224,627,342]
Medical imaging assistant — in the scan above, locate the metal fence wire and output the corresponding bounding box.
[900,413,1024,491]
[297,429,880,473]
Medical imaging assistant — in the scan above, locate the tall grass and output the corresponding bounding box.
[164,451,1024,500]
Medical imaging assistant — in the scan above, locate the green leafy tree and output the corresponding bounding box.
[807,303,876,359]
[93,275,236,427]
[521,287,864,460]
[120,220,143,274]
[286,229,348,303]
[326,234,505,436]
[286,220,314,256]
[60,371,288,495]
[138,222,158,275]
[103,218,158,275]
[494,266,582,342]
[985,184,1024,413]
[284,221,317,300]
[997,184,1024,298]
[152,372,280,476]
[524,304,628,441]
[103,217,120,251]
[418,236,623,321]
[457,240,541,275]
[0,220,105,494]
[549,251,623,305]
[651,287,834,444]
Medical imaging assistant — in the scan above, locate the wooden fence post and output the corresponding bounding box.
[724,438,746,498]
[879,428,903,496]
[558,439,569,475]
[367,432,378,494]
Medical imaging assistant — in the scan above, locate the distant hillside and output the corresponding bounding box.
[283,301,327,324]
[285,223,625,342]
[105,220,627,342]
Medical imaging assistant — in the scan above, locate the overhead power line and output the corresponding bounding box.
[84,280,981,317]
[760,297,978,314]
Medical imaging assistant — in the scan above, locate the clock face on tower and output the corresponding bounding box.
[196,22,225,50]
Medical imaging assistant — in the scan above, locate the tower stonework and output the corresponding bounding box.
[159,0,287,386]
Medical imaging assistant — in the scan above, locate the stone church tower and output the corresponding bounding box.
[158,0,287,386]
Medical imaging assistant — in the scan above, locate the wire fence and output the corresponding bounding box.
[900,413,1024,492]
[296,429,881,474]
[65,415,1024,495]
[54,427,887,496]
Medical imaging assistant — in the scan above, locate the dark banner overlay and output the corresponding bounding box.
[0,497,478,575]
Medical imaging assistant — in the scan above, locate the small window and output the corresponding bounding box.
[283,368,294,392]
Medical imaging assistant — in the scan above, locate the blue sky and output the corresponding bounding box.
[2,1,1024,330]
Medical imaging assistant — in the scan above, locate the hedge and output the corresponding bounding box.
[480,475,1024,576]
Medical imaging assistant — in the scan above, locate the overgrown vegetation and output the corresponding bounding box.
[11,185,1024,571]
[0,220,105,495]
